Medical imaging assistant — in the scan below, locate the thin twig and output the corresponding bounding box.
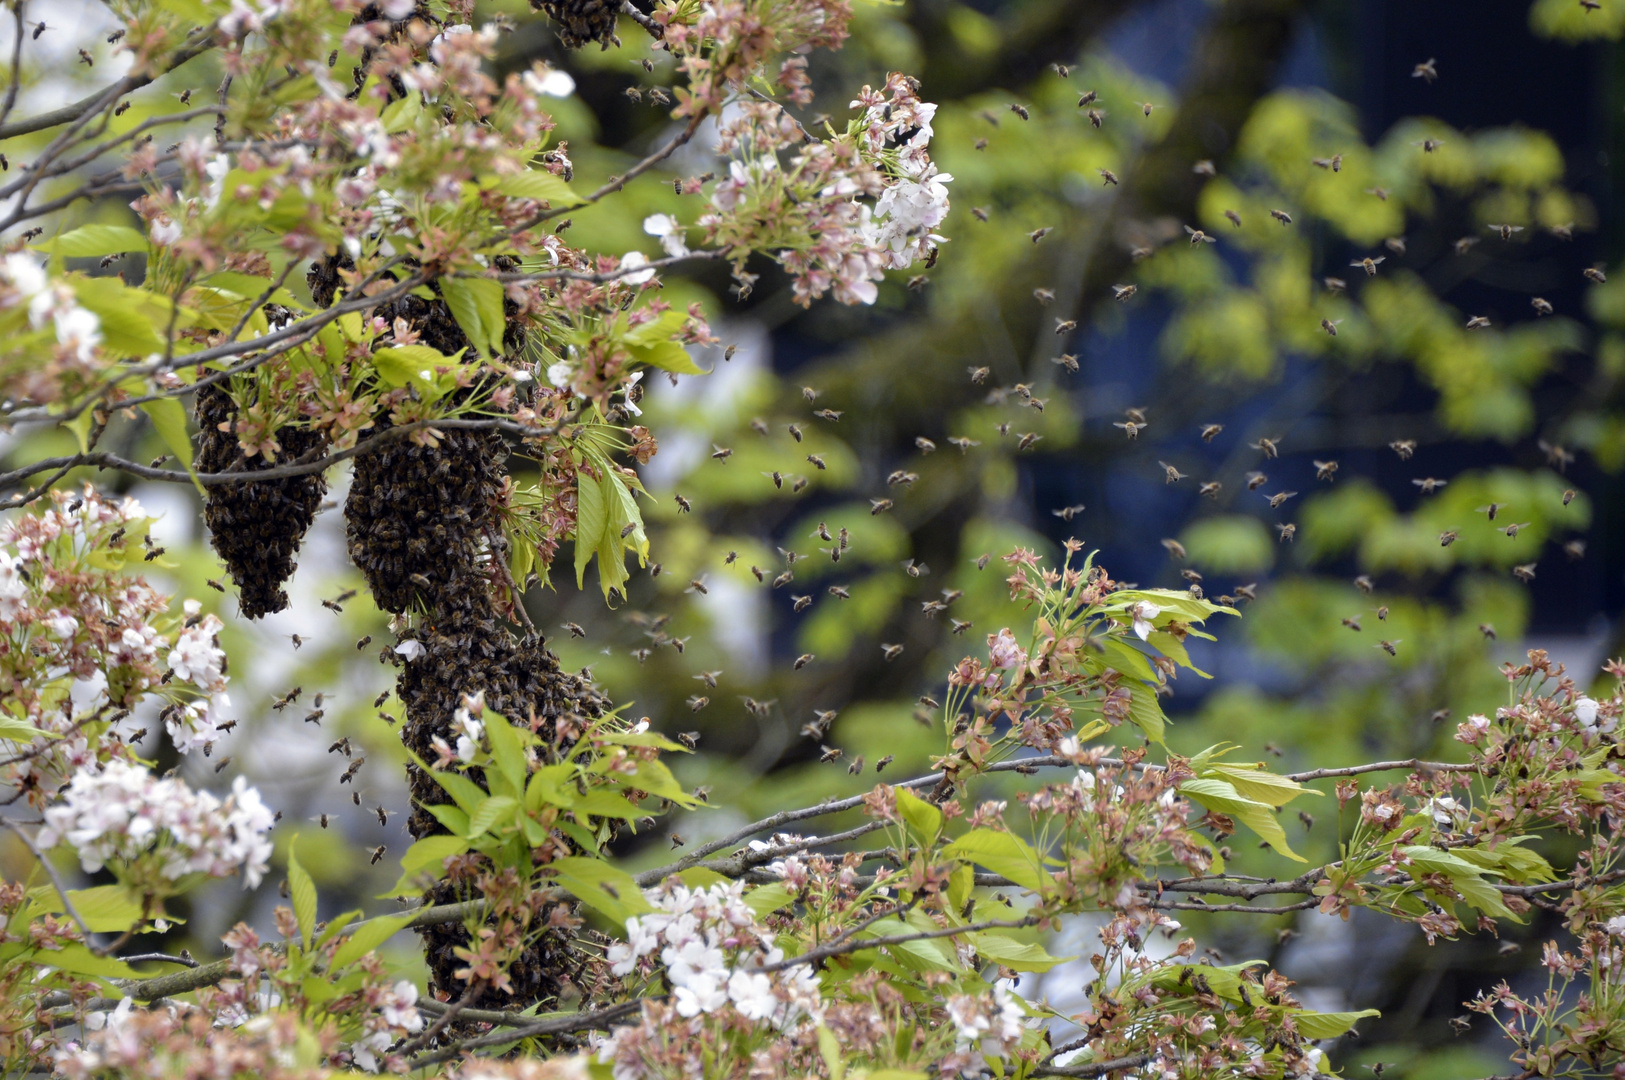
[2,819,96,949]
[748,915,1039,975]
[1032,1053,1153,1078]
[395,977,483,1056]
[403,999,643,1070]
[0,36,214,141]
[0,0,26,131]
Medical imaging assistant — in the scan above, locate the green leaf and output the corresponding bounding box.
[313,910,361,948]
[70,276,165,356]
[1294,1008,1381,1040]
[1180,778,1304,862]
[28,885,147,933]
[572,789,644,819]
[1200,763,1320,808]
[818,1025,846,1080]
[628,339,706,375]
[967,930,1071,972]
[29,942,141,980]
[894,787,943,847]
[942,829,1048,893]
[1126,681,1167,745]
[744,882,795,918]
[605,757,698,807]
[370,344,465,400]
[467,795,518,839]
[574,466,609,592]
[0,718,52,742]
[329,912,415,970]
[547,856,654,927]
[1098,637,1159,683]
[34,224,149,258]
[425,803,470,836]
[482,713,526,798]
[399,835,470,875]
[421,763,490,816]
[139,398,203,495]
[1401,845,1517,920]
[526,763,578,811]
[440,275,507,361]
[495,170,585,207]
[288,840,317,947]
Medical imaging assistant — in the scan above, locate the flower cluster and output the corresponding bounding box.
[603,880,821,1026]
[943,984,1026,1074]
[0,252,103,403]
[38,759,275,891]
[54,1007,335,1080]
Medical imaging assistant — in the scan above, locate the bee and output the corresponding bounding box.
[304,709,324,725]
[1053,504,1086,521]
[686,578,708,595]
[1098,168,1119,186]
[870,498,894,515]
[1052,62,1071,76]
[1449,1016,1472,1037]
[206,578,225,592]
[902,558,929,578]
[624,86,643,102]
[1563,488,1577,505]
[1389,439,1416,460]
[1439,530,1459,547]
[1030,227,1053,244]
[1136,101,1156,116]
[1009,103,1029,120]
[1184,225,1217,245]
[1114,420,1145,439]
[1550,221,1575,240]
[1452,236,1479,256]
[321,599,343,613]
[772,570,795,589]
[1354,575,1375,595]
[1269,209,1293,226]
[1512,563,1537,583]
[828,585,850,599]
[648,87,671,105]
[801,386,821,403]
[114,100,130,116]
[1564,539,1586,560]
[630,647,652,663]
[711,445,733,462]
[1584,267,1608,284]
[976,553,992,570]
[887,470,917,486]
[1387,236,1409,255]
[1234,583,1259,602]
[1477,503,1507,520]
[1488,223,1524,241]
[1324,277,1347,294]
[1502,522,1533,539]
[373,690,390,708]
[838,528,850,550]
[144,546,166,562]
[1016,432,1043,451]
[1267,490,1298,509]
[968,366,991,384]
[881,642,905,661]
[971,206,990,221]
[316,814,331,829]
[1479,623,1497,639]
[950,618,973,635]
[31,20,48,37]
[78,48,93,66]
[1276,523,1296,542]
[674,493,692,513]
[1531,297,1554,316]
[1087,109,1104,127]
[340,758,365,784]
[788,423,804,442]
[1321,318,1342,337]
[820,745,843,764]
[1412,477,1447,494]
[1312,155,1343,171]
[650,564,663,578]
[1199,481,1223,500]
[1112,284,1137,302]
[1245,471,1269,490]
[725,345,738,362]
[794,653,815,670]
[1161,538,1187,559]
[1052,353,1079,373]
[1351,255,1386,276]
[369,845,387,865]
[272,687,302,711]
[1033,288,1056,306]
[1465,315,1491,330]
[1412,57,1438,81]
[793,594,813,612]
[1416,138,1444,153]
[356,635,371,650]
[1158,461,1186,484]
[1220,209,1242,228]
[1376,639,1400,656]
[1077,89,1098,105]
[693,670,721,688]
[724,551,740,565]
[1252,437,1281,459]
[1342,616,1361,631]
[560,622,587,639]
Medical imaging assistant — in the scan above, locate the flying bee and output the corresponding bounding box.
[1253,437,1281,458]
[321,598,343,613]
[316,814,331,829]
[792,594,812,612]
[1439,529,1459,547]
[711,444,732,462]
[1161,538,1187,559]
[1267,490,1298,509]
[304,709,323,724]
[887,470,917,486]
[839,528,850,550]
[1112,284,1137,302]
[1052,62,1071,76]
[881,642,905,661]
[1192,423,1223,443]
[1184,225,1217,245]
[1465,315,1491,330]
[819,745,843,764]
[1550,221,1575,240]
[1158,461,1186,484]
[1479,623,1497,640]
[1563,488,1577,505]
[1488,223,1524,241]
[370,845,387,865]
[949,435,981,452]
[951,618,973,635]
[1412,56,1438,81]
[205,578,225,592]
[828,585,850,599]
[1342,616,1361,631]
[1389,440,1416,460]
[1033,288,1056,306]
[1114,421,1145,439]
[1324,277,1347,294]
[1477,503,1507,520]
[1565,539,1586,560]
[976,553,992,570]
[78,48,93,65]
[1053,504,1086,521]
[772,570,795,589]
[1270,209,1293,226]
[1078,89,1098,105]
[1412,477,1447,494]
[1452,236,1479,256]
[870,498,894,514]
[1098,168,1119,186]
[1312,155,1342,171]
[1354,575,1375,594]
[794,653,815,669]
[788,423,804,442]
[1030,227,1053,244]
[1387,236,1409,256]
[1502,522,1533,538]
[1314,460,1339,481]
[1276,523,1297,542]
[1416,138,1444,153]
[1199,481,1222,500]
[674,493,692,513]
[31,20,48,37]
[1351,255,1386,276]
[1052,353,1079,373]
[1512,563,1537,583]
[1009,103,1029,120]
[1585,267,1608,284]
[1245,471,1269,490]
[1321,318,1342,337]
[340,758,365,784]
[687,696,709,712]
[1531,296,1553,316]
[356,636,371,650]
[687,578,708,595]
[971,206,989,221]
[968,366,991,384]
[1376,639,1400,656]
[144,546,166,561]
[902,559,929,578]
[272,687,302,711]
[1016,432,1042,451]
[1087,109,1104,127]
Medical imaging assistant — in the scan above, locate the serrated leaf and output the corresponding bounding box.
[330,912,415,970]
[526,763,578,811]
[400,835,469,875]
[894,787,942,847]
[1294,1008,1381,1040]
[28,885,147,934]
[1127,681,1167,745]
[495,170,585,207]
[572,789,644,819]
[29,942,141,980]
[547,856,653,927]
[744,882,795,918]
[440,275,507,360]
[1202,763,1319,808]
[628,339,706,375]
[482,713,526,798]
[0,719,52,742]
[467,795,518,839]
[288,840,317,947]
[942,829,1047,893]
[1180,778,1304,862]
[425,803,470,836]
[967,930,1071,972]
[34,224,149,258]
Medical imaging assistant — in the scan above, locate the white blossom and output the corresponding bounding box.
[1130,600,1162,641]
[643,214,690,258]
[0,552,29,620]
[523,64,576,98]
[394,640,426,661]
[618,251,657,285]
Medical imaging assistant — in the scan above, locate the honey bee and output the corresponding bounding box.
[1465,315,1491,330]
[1199,482,1222,500]
[272,687,302,711]
[1267,490,1298,509]
[1416,138,1444,153]
[1052,504,1086,521]
[1114,421,1145,439]
[1269,209,1293,226]
[1087,109,1104,127]
[1317,461,1345,483]
[1321,318,1342,336]
[1563,488,1577,505]
[1324,277,1347,294]
[792,594,813,612]
[674,494,692,513]
[1224,209,1242,227]
[1376,639,1400,656]
[1030,227,1053,244]
[340,758,365,784]
[1184,225,1217,245]
[819,745,843,764]
[1488,223,1524,241]
[356,636,371,650]
[1531,297,1553,316]
[1077,89,1098,105]
[1158,461,1186,484]
[370,846,387,865]
[1351,256,1386,276]
[1354,575,1375,594]
[1052,353,1079,372]
[1312,154,1343,171]
[794,653,815,669]
[1584,267,1607,284]
[976,553,992,570]
[971,206,990,221]
[887,470,917,486]
[1276,523,1296,542]
[373,690,390,708]
[1098,168,1119,186]
[1389,440,1416,460]
[711,445,733,462]
[771,570,795,589]
[1439,530,1459,547]
[870,498,894,514]
[788,423,804,442]
[1412,57,1438,81]
[1009,103,1029,120]
[828,585,850,599]
[1387,236,1409,255]
[1512,563,1537,583]
[1342,616,1361,631]
[1412,477,1447,494]
[881,642,904,661]
[1501,522,1533,538]
[1253,437,1281,458]
[1016,432,1042,451]
[1245,471,1269,490]
[1112,284,1137,302]
[968,366,991,384]
[1564,539,1586,560]
[1161,538,1187,559]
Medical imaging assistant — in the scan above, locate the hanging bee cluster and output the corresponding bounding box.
[193,383,330,619]
[528,0,622,49]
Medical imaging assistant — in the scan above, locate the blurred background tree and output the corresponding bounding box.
[5,0,1623,1073]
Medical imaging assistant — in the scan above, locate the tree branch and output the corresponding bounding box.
[0,38,214,141]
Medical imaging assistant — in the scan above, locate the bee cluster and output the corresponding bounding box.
[194,384,329,619]
[528,0,622,49]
